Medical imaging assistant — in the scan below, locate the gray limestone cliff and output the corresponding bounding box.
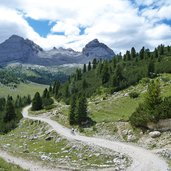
[0,35,115,66]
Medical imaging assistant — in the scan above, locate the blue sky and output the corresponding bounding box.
[26,18,87,37]
[0,0,171,53]
[25,18,56,37]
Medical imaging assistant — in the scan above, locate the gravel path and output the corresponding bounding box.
[0,150,63,171]
[0,105,169,171]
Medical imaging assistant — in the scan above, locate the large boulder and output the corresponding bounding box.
[149,131,161,138]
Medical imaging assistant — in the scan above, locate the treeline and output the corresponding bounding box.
[5,65,69,85]
[50,44,171,103]
[41,81,90,126]
[0,69,23,86]
[0,95,31,133]
[44,44,171,126]
[130,80,171,128]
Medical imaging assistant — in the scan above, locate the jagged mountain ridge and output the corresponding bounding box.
[0,35,115,66]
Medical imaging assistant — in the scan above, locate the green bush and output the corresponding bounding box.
[44,104,56,110]
[156,96,171,119]
[129,104,148,127]
[42,98,54,107]
[139,78,150,85]
[129,91,139,98]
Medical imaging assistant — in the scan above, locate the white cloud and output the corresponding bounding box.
[0,0,171,53]
[51,20,80,36]
[0,6,40,42]
[146,24,171,39]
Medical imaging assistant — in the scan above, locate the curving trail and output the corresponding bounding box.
[0,150,62,171]
[21,105,168,171]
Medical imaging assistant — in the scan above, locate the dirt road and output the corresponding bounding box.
[21,105,168,171]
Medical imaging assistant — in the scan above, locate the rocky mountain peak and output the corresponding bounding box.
[8,34,24,41]
[82,39,115,59]
[0,35,43,65]
[85,39,100,47]
[0,35,115,66]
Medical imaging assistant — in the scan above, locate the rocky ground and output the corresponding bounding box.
[83,121,171,168]
[0,119,131,170]
[33,101,171,169]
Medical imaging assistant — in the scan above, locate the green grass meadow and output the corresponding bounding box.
[0,82,47,98]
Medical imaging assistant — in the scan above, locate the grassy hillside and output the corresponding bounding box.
[49,73,171,131]
[5,63,82,85]
[56,44,171,104]
[0,82,47,98]
[89,73,171,123]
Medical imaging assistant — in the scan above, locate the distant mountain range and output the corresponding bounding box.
[0,35,115,66]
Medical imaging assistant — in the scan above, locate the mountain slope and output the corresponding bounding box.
[0,35,115,66]
[0,35,42,65]
[82,39,115,59]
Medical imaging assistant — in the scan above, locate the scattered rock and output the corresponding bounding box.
[23,149,29,153]
[127,135,136,142]
[20,132,28,135]
[3,144,11,148]
[122,130,128,136]
[128,130,132,135]
[45,136,54,141]
[55,137,61,143]
[41,155,51,161]
[124,93,129,97]
[149,131,161,138]
[29,135,38,140]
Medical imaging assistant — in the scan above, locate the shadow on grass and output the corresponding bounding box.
[79,117,96,128]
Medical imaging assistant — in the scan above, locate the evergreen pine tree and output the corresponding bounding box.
[112,64,124,87]
[148,60,155,77]
[0,97,6,111]
[27,95,31,104]
[131,47,136,58]
[126,50,131,60]
[32,92,42,111]
[15,95,20,108]
[158,44,164,55]
[112,57,117,68]
[54,81,60,97]
[69,95,76,125]
[139,47,145,60]
[42,88,48,98]
[83,64,86,73]
[92,58,97,69]
[88,62,91,71]
[76,69,82,80]
[64,85,69,98]
[3,97,16,122]
[167,46,170,52]
[145,80,162,110]
[82,79,88,89]
[49,85,53,94]
[75,95,88,125]
[101,62,110,84]
[154,48,158,58]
